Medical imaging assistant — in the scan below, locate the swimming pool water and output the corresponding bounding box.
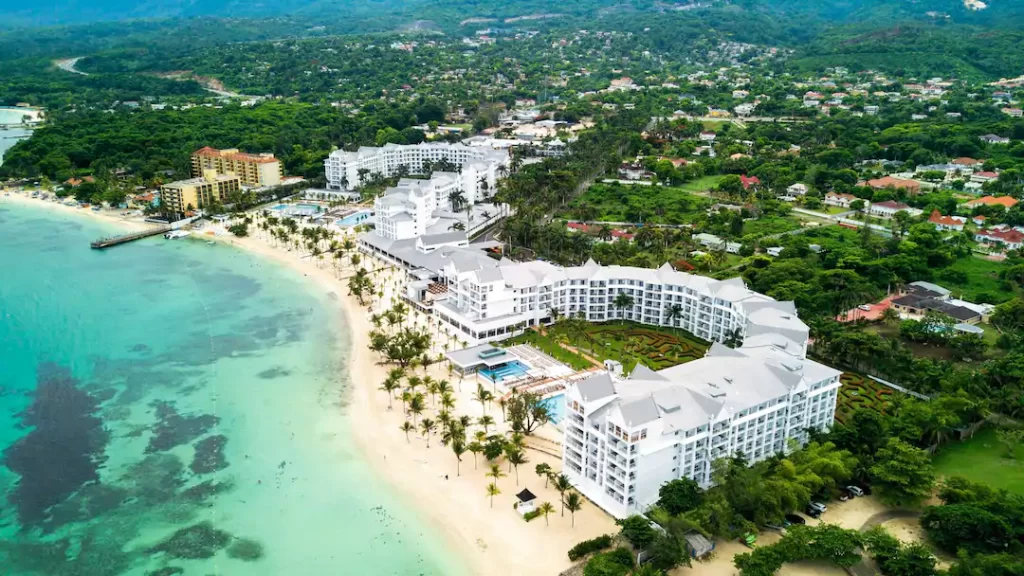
[541,394,566,424]
[336,210,371,226]
[479,359,530,382]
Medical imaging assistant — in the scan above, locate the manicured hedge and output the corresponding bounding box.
[834,373,897,426]
[568,534,614,561]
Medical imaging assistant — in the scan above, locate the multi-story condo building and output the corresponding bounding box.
[160,169,241,216]
[324,142,508,190]
[432,259,807,348]
[191,147,282,188]
[561,332,841,519]
[374,166,499,240]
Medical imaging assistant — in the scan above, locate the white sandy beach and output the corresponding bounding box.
[208,221,620,576]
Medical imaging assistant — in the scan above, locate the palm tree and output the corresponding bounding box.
[408,393,425,424]
[400,421,415,442]
[451,438,467,476]
[881,306,900,325]
[486,483,501,508]
[419,418,436,448]
[535,463,553,488]
[613,292,635,323]
[400,390,413,413]
[477,414,495,433]
[407,375,423,395]
[553,474,572,516]
[506,447,528,485]
[379,378,401,409]
[474,384,493,414]
[468,441,484,469]
[440,392,456,411]
[538,501,555,526]
[665,303,684,329]
[486,463,507,486]
[564,491,583,527]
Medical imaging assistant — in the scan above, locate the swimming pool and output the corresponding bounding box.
[479,360,530,382]
[541,394,565,424]
[336,210,372,227]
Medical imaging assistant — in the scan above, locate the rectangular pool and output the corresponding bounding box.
[540,394,565,424]
[479,360,530,382]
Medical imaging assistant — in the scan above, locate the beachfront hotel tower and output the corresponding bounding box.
[191,147,282,188]
[160,169,241,216]
[324,142,509,190]
[561,308,840,519]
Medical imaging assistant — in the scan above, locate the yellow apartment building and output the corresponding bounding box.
[160,170,241,215]
[191,147,282,187]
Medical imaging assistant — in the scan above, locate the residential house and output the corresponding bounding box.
[928,210,966,231]
[975,227,1024,251]
[972,215,987,226]
[891,282,984,324]
[865,176,921,195]
[824,192,858,208]
[698,132,717,142]
[869,200,922,219]
[980,134,1010,145]
[970,171,1000,185]
[739,175,760,190]
[786,183,809,196]
[1002,108,1023,118]
[963,195,1018,210]
[952,157,982,168]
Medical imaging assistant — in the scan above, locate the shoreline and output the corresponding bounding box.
[3,192,617,575]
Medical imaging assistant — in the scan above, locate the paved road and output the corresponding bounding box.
[55,57,88,75]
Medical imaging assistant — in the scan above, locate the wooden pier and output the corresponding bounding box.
[90,226,170,249]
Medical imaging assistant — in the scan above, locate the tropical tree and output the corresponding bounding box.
[478,414,496,433]
[474,384,494,414]
[613,292,635,323]
[379,377,401,409]
[468,441,484,469]
[486,483,501,508]
[400,421,415,442]
[535,463,553,488]
[452,438,467,476]
[553,474,572,516]
[869,438,935,507]
[419,417,437,448]
[565,491,584,527]
[487,463,507,486]
[539,501,555,526]
[506,446,528,485]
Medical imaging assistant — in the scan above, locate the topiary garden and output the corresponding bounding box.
[834,373,896,426]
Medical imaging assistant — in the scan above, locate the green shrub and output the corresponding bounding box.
[523,509,541,522]
[568,534,614,561]
[583,548,635,576]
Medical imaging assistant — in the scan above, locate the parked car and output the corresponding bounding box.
[846,485,865,497]
[809,501,827,513]
[838,492,850,501]
[784,513,806,525]
[805,507,821,519]
[856,484,873,496]
[858,304,872,311]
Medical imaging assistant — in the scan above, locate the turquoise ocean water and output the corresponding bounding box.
[0,201,464,576]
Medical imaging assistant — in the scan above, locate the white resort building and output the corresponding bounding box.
[324,142,509,190]
[358,232,840,521]
[562,319,840,519]
[374,167,506,241]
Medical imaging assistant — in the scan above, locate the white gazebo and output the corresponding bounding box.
[515,488,538,515]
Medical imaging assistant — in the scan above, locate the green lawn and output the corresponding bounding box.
[937,255,1017,304]
[932,427,1024,495]
[548,321,710,373]
[677,175,725,194]
[565,181,713,224]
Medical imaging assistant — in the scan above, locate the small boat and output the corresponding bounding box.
[164,230,191,240]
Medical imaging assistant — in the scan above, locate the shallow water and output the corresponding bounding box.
[0,202,464,576]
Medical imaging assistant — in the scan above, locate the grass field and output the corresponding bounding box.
[932,427,1024,495]
[677,175,725,194]
[938,255,1017,304]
